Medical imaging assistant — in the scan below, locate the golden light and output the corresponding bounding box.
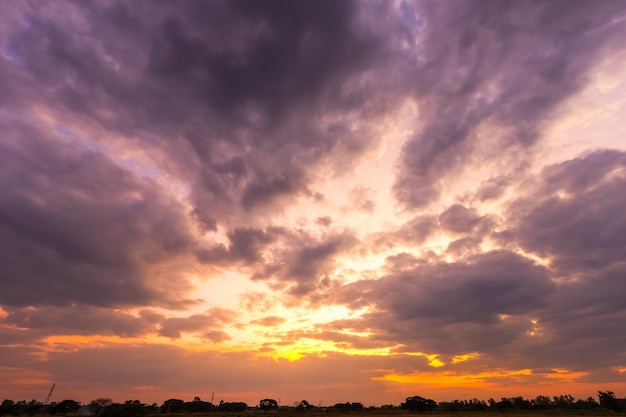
[451,352,479,363]
[374,368,533,387]
[545,368,589,381]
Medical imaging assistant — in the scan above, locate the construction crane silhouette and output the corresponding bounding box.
[44,384,56,404]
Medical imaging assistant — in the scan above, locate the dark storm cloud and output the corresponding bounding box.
[370,215,439,252]
[149,0,384,215]
[0,120,196,308]
[326,149,626,372]
[195,226,282,265]
[250,316,286,327]
[475,175,512,202]
[198,225,358,295]
[0,0,392,318]
[240,169,309,210]
[3,304,240,341]
[394,0,626,208]
[158,308,238,339]
[1,0,384,229]
[438,204,483,234]
[315,216,333,227]
[514,150,626,273]
[2,0,626,399]
[284,233,357,290]
[149,0,374,120]
[4,306,159,337]
[496,150,626,370]
[334,250,553,354]
[397,215,439,243]
[250,230,359,296]
[446,237,481,257]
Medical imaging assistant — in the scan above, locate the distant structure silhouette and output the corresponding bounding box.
[44,384,56,404]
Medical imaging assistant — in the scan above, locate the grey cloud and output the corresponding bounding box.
[439,204,483,234]
[2,0,386,226]
[149,0,375,120]
[250,316,286,327]
[283,232,358,295]
[159,309,238,339]
[200,227,360,296]
[370,215,439,251]
[225,227,278,263]
[329,150,626,371]
[4,306,160,337]
[2,0,626,397]
[475,175,512,202]
[315,216,333,227]
[348,187,376,213]
[201,330,231,343]
[446,237,481,257]
[196,227,282,265]
[542,149,626,193]
[2,305,242,341]
[394,0,626,208]
[514,150,626,273]
[383,253,423,273]
[190,207,218,233]
[0,121,196,308]
[398,215,439,244]
[335,250,553,354]
[241,170,308,210]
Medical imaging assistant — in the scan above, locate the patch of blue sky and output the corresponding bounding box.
[54,124,109,155]
[2,47,19,63]
[400,1,423,28]
[55,123,161,180]
[117,157,161,179]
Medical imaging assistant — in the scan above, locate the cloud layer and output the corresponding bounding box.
[1,0,626,406]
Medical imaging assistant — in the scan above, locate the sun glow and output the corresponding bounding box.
[546,368,589,380]
[260,338,396,362]
[375,368,533,387]
[451,352,479,363]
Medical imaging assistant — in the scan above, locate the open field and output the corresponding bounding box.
[253,410,619,416]
[48,412,620,417]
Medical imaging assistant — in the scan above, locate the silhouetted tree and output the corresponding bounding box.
[296,400,313,412]
[332,403,352,413]
[101,400,148,417]
[183,397,213,412]
[160,399,184,413]
[599,391,622,412]
[496,398,513,413]
[23,399,42,416]
[574,396,598,410]
[89,398,112,416]
[218,401,248,412]
[259,399,278,413]
[52,400,81,416]
[530,395,552,410]
[512,397,531,410]
[0,400,15,416]
[552,394,574,410]
[438,399,487,412]
[402,396,437,413]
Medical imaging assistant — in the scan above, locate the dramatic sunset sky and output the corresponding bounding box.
[1,0,626,407]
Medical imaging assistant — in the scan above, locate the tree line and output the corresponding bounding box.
[1,391,625,416]
[400,391,625,413]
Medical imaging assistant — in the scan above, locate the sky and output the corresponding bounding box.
[1,0,626,408]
